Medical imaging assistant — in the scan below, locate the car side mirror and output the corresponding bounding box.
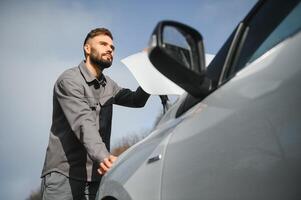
[148,20,212,97]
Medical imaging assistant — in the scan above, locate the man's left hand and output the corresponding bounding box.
[97,155,117,175]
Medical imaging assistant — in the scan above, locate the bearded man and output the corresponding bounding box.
[41,28,150,200]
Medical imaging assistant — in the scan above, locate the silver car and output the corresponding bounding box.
[98,0,301,199]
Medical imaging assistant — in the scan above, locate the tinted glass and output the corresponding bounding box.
[233,0,301,73]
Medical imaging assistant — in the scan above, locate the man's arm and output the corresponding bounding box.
[114,86,150,107]
[55,78,110,165]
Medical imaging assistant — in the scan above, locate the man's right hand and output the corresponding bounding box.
[97,155,117,175]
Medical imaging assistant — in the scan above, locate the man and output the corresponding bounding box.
[41,28,150,200]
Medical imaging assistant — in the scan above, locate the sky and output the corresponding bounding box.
[0,0,257,199]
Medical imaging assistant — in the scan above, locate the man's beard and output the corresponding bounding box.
[90,48,113,71]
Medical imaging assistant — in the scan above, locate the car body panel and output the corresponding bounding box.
[98,117,183,199]
[98,99,212,200]
[161,31,301,200]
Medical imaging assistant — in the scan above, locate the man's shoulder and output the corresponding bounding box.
[104,74,113,82]
[103,75,123,95]
[56,66,81,84]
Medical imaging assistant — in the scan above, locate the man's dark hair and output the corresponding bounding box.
[83,28,113,58]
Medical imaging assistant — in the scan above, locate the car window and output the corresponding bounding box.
[206,28,236,85]
[230,0,301,75]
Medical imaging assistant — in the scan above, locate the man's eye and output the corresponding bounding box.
[99,42,106,46]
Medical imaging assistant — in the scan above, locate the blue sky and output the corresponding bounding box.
[0,0,256,199]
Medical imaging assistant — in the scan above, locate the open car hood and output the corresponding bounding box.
[122,51,214,95]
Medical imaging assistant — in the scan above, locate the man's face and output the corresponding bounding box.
[85,34,115,69]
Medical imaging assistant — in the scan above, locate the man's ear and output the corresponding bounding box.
[84,43,91,56]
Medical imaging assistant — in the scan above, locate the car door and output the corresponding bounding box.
[161,0,301,199]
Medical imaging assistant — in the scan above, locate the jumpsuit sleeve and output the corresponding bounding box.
[108,77,150,107]
[114,87,150,107]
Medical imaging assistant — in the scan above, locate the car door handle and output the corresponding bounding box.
[148,154,162,163]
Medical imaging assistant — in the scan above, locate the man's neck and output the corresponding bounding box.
[85,58,102,79]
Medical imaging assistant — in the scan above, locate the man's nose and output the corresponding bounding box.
[106,48,112,54]
[107,45,113,52]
